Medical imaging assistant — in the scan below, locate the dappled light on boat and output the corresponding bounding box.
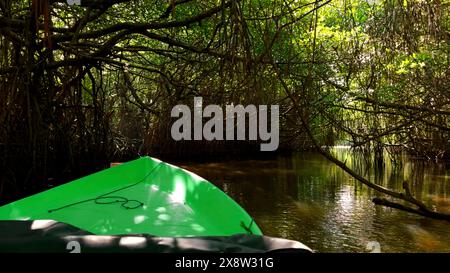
[169,176,187,204]
[133,215,148,224]
[76,235,115,247]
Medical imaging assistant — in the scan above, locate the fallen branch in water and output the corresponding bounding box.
[270,60,450,223]
[372,198,450,221]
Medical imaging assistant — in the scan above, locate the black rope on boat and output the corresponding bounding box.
[48,162,163,213]
[240,219,255,235]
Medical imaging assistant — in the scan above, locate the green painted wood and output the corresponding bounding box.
[0,157,262,237]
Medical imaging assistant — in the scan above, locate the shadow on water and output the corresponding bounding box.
[177,149,450,253]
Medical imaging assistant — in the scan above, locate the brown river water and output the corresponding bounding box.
[177,148,450,253]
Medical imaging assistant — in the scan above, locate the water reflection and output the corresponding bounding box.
[178,149,450,252]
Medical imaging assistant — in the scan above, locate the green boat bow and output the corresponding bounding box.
[0,157,262,237]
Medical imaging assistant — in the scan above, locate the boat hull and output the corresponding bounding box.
[0,157,262,237]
